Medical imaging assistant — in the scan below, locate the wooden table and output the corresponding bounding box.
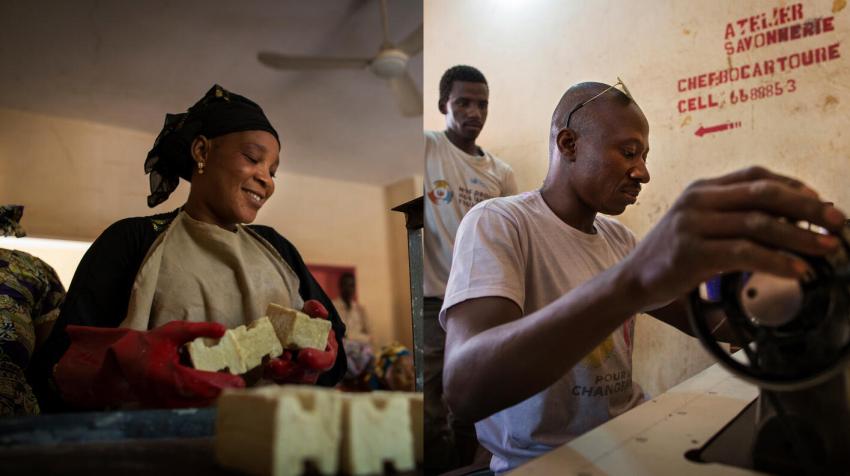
[0,408,227,475]
[0,407,422,475]
[510,361,764,475]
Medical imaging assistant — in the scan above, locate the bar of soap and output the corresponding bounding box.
[340,392,415,475]
[373,391,423,464]
[187,317,283,375]
[266,303,332,351]
[402,392,424,464]
[215,386,342,476]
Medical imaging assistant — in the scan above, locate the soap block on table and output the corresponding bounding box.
[375,391,423,464]
[404,392,424,464]
[215,386,342,476]
[340,392,416,475]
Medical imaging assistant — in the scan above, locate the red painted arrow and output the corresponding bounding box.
[695,121,741,137]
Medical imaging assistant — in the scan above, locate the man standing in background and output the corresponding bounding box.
[424,64,517,473]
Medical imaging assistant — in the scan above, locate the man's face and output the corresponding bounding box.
[340,276,356,301]
[570,100,650,215]
[443,81,489,142]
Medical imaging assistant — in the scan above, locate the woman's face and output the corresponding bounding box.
[190,130,280,227]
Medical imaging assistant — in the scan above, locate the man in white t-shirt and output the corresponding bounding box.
[424,65,517,472]
[440,81,846,474]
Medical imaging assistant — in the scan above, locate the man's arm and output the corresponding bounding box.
[444,259,647,423]
[646,298,695,336]
[444,167,845,423]
[648,297,739,343]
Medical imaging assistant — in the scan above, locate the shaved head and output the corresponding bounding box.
[547,81,645,164]
[551,82,635,141]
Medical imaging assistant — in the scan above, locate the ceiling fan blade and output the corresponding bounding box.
[257,52,371,71]
[379,0,390,46]
[388,72,422,117]
[396,24,422,56]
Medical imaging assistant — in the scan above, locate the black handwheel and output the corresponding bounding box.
[687,259,850,391]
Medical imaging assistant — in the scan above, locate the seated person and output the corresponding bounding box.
[30,85,347,411]
[0,205,65,416]
[368,343,414,392]
[333,273,374,388]
[440,80,845,473]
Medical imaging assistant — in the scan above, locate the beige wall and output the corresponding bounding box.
[425,0,850,396]
[0,107,419,347]
[0,237,91,289]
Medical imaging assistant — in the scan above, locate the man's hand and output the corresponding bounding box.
[55,321,246,409]
[263,300,338,385]
[623,166,846,311]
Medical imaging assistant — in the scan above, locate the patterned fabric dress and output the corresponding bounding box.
[0,249,65,416]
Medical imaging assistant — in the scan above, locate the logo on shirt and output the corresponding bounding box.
[584,335,615,369]
[573,319,636,398]
[583,320,633,369]
[470,177,484,186]
[427,180,454,205]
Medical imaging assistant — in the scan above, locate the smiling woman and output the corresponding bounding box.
[30,85,347,412]
[182,131,280,229]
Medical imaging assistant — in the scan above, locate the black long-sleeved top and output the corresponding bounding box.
[30,210,346,411]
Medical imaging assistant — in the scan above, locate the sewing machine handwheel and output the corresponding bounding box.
[688,271,850,392]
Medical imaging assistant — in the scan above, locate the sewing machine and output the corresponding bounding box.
[686,223,850,475]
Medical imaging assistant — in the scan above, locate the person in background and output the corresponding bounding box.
[333,272,374,389]
[333,272,370,342]
[424,64,517,472]
[368,343,414,392]
[0,205,65,416]
[30,85,346,412]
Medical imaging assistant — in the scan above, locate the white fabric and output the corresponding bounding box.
[440,191,644,474]
[424,130,517,298]
[121,210,303,330]
[332,298,370,342]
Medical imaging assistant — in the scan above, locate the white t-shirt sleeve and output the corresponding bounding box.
[439,202,525,329]
[501,166,518,196]
[424,130,438,157]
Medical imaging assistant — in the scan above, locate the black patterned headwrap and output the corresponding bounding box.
[0,205,26,238]
[144,84,280,208]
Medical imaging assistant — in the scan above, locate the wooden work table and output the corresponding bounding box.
[0,405,422,475]
[0,407,229,475]
[510,360,765,475]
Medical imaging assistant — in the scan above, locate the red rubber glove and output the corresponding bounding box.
[264,300,339,384]
[55,321,245,409]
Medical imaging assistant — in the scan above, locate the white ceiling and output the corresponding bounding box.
[0,0,423,185]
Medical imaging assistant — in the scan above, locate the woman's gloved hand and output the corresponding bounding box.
[263,300,339,384]
[55,321,245,409]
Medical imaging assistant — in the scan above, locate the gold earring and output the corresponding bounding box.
[197,161,205,175]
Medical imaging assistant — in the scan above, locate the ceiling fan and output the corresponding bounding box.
[258,0,423,117]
